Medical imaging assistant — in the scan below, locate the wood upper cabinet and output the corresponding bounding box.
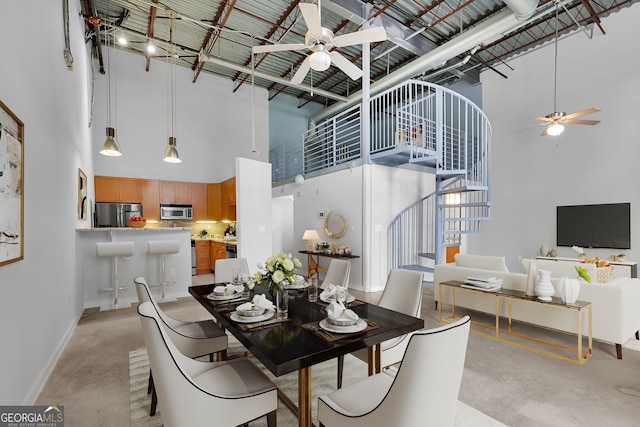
[220,177,236,221]
[141,179,160,220]
[160,181,192,204]
[207,183,221,221]
[95,176,142,202]
[191,183,208,221]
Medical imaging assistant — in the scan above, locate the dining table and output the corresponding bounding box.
[189,283,424,427]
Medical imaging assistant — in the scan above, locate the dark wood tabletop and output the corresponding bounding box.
[189,284,424,377]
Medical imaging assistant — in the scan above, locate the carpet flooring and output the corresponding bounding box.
[129,336,507,427]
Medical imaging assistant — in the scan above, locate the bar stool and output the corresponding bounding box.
[96,241,134,309]
[147,240,180,301]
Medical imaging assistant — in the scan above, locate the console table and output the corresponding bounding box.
[439,280,592,365]
[536,256,637,279]
[298,250,360,278]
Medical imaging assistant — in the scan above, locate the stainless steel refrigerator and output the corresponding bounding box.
[94,202,143,227]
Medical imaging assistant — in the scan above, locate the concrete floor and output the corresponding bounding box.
[35,275,640,426]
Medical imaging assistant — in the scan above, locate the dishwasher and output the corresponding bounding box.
[225,243,237,258]
[190,239,197,275]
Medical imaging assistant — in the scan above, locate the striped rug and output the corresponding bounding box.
[130,335,506,427]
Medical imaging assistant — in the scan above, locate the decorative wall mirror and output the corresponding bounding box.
[324,211,347,239]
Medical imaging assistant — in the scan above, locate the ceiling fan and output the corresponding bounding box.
[533,0,600,136]
[251,0,387,84]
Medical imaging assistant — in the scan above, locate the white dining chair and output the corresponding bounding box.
[321,259,351,289]
[137,301,278,427]
[134,277,228,416]
[337,269,423,387]
[318,316,471,427]
[214,257,250,283]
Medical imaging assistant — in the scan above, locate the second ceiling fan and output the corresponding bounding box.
[534,0,600,136]
[252,1,387,84]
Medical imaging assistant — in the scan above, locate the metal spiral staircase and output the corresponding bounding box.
[270,79,492,274]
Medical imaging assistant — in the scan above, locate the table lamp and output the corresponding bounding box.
[302,229,320,252]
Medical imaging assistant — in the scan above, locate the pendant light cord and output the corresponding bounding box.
[553,0,559,113]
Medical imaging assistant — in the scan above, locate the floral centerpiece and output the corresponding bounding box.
[254,253,302,295]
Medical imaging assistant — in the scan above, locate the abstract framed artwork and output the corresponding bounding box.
[78,168,88,220]
[0,100,24,266]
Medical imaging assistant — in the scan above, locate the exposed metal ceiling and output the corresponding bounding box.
[81,0,638,109]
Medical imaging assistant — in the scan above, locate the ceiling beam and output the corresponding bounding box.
[192,0,237,83]
[144,0,159,72]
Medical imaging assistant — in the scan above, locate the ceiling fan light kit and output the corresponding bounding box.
[309,51,331,72]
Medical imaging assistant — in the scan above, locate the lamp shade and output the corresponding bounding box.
[163,136,182,163]
[309,51,331,72]
[547,123,564,136]
[302,230,320,240]
[100,127,122,156]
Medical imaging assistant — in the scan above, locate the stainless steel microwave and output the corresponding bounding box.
[160,204,193,220]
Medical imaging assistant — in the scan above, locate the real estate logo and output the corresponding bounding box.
[0,405,64,427]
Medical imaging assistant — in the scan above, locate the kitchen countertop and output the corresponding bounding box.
[191,236,237,245]
[77,227,191,231]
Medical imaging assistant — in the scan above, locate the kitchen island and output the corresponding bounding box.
[76,227,191,310]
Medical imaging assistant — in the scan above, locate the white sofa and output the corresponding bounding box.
[434,254,640,359]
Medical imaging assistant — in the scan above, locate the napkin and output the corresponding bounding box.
[237,294,275,312]
[213,284,244,295]
[320,283,337,299]
[326,301,359,321]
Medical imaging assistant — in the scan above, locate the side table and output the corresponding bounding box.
[298,250,360,278]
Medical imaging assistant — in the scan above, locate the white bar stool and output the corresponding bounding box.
[147,240,180,301]
[96,241,134,309]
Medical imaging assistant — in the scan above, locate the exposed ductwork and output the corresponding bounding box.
[311,0,540,123]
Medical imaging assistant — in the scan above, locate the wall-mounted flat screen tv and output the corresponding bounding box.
[556,203,631,249]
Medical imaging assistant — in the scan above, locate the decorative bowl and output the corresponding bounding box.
[236,306,266,317]
[326,316,358,327]
[128,220,146,228]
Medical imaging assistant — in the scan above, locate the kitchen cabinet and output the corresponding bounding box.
[195,241,211,274]
[210,241,227,272]
[141,179,160,220]
[207,183,221,221]
[191,183,208,221]
[220,177,236,221]
[160,181,192,204]
[95,176,141,203]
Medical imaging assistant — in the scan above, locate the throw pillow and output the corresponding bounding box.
[454,254,509,272]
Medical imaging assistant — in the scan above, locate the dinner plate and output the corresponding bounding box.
[319,318,367,334]
[320,294,356,303]
[206,292,242,301]
[230,310,275,323]
[284,282,309,290]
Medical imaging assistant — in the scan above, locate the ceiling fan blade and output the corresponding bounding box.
[252,43,306,54]
[509,122,546,133]
[563,119,601,125]
[299,3,322,35]
[541,126,551,137]
[291,57,312,85]
[330,51,363,80]
[333,26,387,47]
[533,116,553,122]
[563,107,601,120]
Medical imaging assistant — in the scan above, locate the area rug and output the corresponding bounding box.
[130,335,506,427]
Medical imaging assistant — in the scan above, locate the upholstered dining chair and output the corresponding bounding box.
[134,277,228,416]
[137,301,278,427]
[337,269,423,388]
[318,316,471,427]
[214,257,250,283]
[320,259,351,289]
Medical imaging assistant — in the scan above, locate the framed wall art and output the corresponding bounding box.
[0,100,24,266]
[78,168,87,220]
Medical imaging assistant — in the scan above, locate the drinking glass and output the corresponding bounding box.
[307,277,318,302]
[276,289,289,319]
[336,286,347,306]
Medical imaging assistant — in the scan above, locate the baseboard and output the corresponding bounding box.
[24,309,83,404]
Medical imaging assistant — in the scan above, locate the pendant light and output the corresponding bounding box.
[163,9,182,163]
[100,23,122,157]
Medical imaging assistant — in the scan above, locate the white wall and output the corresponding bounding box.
[0,0,272,405]
[92,48,269,183]
[273,164,435,291]
[479,3,640,271]
[0,0,92,404]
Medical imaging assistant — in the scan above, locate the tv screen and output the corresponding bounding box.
[556,203,631,249]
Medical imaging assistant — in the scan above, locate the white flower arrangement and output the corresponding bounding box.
[254,253,302,293]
